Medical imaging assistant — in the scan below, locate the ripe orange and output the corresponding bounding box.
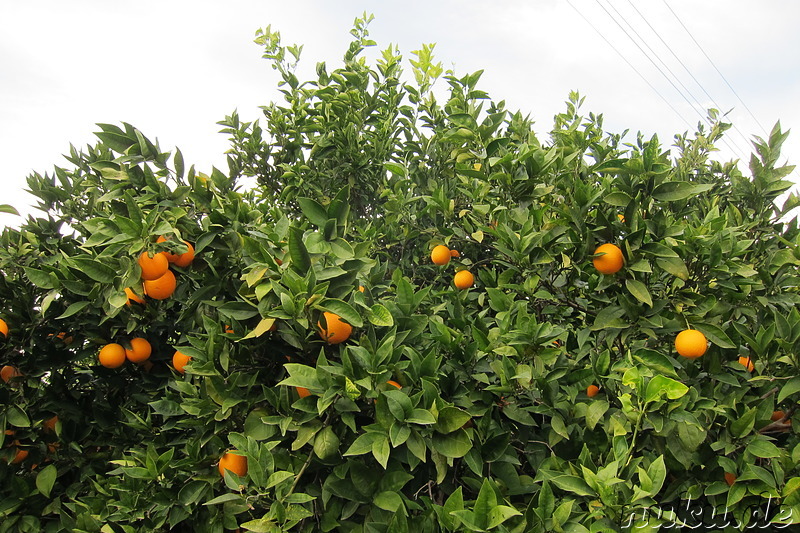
[317,312,352,344]
[125,338,152,363]
[138,251,169,281]
[592,243,624,275]
[586,385,600,398]
[173,351,191,374]
[49,331,74,344]
[1,365,20,383]
[144,270,177,300]
[724,472,736,486]
[158,236,196,267]
[431,245,451,266]
[358,285,365,293]
[98,343,126,368]
[0,319,7,337]
[11,448,28,465]
[387,380,402,389]
[43,415,58,433]
[738,356,755,372]
[675,329,707,359]
[125,287,146,305]
[296,386,311,398]
[224,325,234,334]
[617,214,625,223]
[454,270,474,290]
[450,249,460,258]
[218,450,248,477]
[771,410,786,422]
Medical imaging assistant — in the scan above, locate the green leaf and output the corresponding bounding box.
[204,493,245,506]
[407,409,437,425]
[265,471,294,489]
[277,364,321,390]
[219,301,260,321]
[71,258,117,283]
[319,299,363,328]
[242,318,277,340]
[436,407,472,434]
[383,389,413,421]
[288,226,311,273]
[36,465,56,498]
[645,375,688,404]
[240,518,279,533]
[178,480,208,505]
[747,438,782,458]
[367,304,394,326]
[586,400,609,431]
[343,432,379,456]
[431,430,472,458]
[313,426,340,461]
[625,279,652,306]
[778,377,800,403]
[383,162,407,178]
[694,323,736,349]
[549,475,595,497]
[730,407,757,438]
[297,197,329,228]
[372,435,390,468]
[373,491,404,512]
[0,204,19,216]
[24,267,57,289]
[7,407,30,427]
[603,192,633,207]
[655,257,689,280]
[652,181,714,202]
[646,456,667,497]
[56,301,90,320]
[633,349,678,378]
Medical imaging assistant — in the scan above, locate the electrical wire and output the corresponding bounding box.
[565,0,694,131]
[593,0,750,163]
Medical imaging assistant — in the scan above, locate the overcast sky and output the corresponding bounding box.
[2,1,798,225]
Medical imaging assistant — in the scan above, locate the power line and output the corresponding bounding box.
[624,0,757,152]
[565,0,694,131]
[592,0,751,163]
[661,0,770,137]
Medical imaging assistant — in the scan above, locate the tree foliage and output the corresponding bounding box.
[2,13,800,532]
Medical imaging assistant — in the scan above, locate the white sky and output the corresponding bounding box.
[2,1,799,225]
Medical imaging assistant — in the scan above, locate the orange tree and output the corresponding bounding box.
[2,13,800,532]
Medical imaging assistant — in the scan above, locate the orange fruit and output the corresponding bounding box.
[143,270,177,300]
[1,365,20,383]
[218,450,248,477]
[43,415,58,433]
[317,312,352,344]
[738,356,755,372]
[454,270,474,290]
[296,386,311,398]
[387,380,402,389]
[617,214,625,223]
[586,385,600,398]
[430,245,451,266]
[98,343,126,368]
[11,448,28,465]
[724,472,736,486]
[592,243,624,275]
[173,351,191,374]
[675,329,707,359]
[125,287,146,305]
[158,236,195,267]
[138,251,169,281]
[450,249,460,258]
[0,319,7,337]
[125,338,152,363]
[269,321,278,332]
[772,410,786,422]
[358,285,365,293]
[224,325,234,334]
[50,331,74,344]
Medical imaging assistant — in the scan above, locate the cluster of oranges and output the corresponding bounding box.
[98,338,153,369]
[430,244,473,289]
[126,234,195,304]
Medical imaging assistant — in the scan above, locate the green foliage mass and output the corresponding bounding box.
[2,13,800,533]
